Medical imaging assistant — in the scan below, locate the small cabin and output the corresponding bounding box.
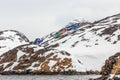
[54,32,61,38]
[71,24,79,30]
[59,28,67,34]
[83,22,90,25]
[34,38,43,45]
[79,22,91,26]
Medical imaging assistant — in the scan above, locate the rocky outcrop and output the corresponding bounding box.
[91,52,120,80]
[0,44,85,74]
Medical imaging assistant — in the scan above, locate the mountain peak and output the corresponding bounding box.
[0,30,29,55]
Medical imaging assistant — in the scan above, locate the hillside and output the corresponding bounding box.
[0,30,29,55]
[0,13,120,75]
[40,13,120,71]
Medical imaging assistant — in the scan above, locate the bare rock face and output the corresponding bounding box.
[0,44,84,74]
[91,52,120,80]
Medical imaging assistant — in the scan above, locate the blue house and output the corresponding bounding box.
[71,24,79,30]
[37,38,43,44]
[35,38,43,45]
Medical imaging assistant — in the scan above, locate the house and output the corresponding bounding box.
[71,24,79,30]
[59,28,67,34]
[34,38,43,45]
[54,32,61,38]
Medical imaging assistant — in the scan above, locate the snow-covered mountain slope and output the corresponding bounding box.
[40,13,120,71]
[0,30,29,55]
[0,13,120,74]
[0,44,85,73]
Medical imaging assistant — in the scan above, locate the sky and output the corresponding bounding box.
[0,0,120,40]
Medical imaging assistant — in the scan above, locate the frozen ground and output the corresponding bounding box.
[0,75,101,80]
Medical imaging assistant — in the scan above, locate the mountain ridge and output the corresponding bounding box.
[0,13,120,76]
[0,30,29,55]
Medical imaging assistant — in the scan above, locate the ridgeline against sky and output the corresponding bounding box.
[0,0,120,40]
